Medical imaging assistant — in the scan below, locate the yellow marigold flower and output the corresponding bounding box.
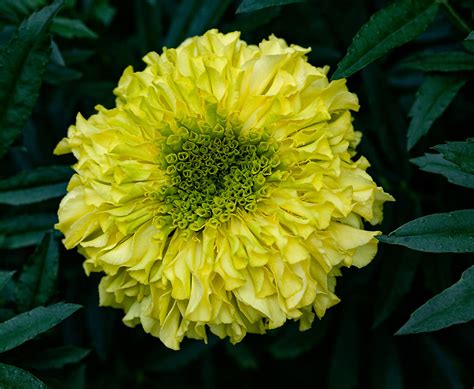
[55,29,394,350]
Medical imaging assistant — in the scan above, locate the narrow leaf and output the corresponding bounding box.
[407,75,465,150]
[434,139,474,174]
[51,17,97,39]
[401,51,474,72]
[236,0,303,13]
[0,303,81,353]
[0,0,63,158]
[0,363,47,389]
[0,165,71,205]
[0,214,57,249]
[23,346,90,370]
[411,153,474,189]
[379,209,474,253]
[332,0,439,79]
[397,265,474,334]
[16,232,59,311]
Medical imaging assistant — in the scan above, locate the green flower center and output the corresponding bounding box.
[156,117,280,232]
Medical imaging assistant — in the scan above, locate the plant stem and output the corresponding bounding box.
[440,0,471,34]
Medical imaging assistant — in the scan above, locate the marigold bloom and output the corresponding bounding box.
[55,29,393,350]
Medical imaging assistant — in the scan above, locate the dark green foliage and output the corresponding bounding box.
[16,232,59,310]
[0,303,81,353]
[400,50,474,71]
[236,0,304,13]
[0,363,47,388]
[379,210,474,252]
[332,0,439,79]
[407,75,466,150]
[0,165,71,205]
[434,139,474,173]
[411,153,474,188]
[397,265,474,334]
[0,0,63,158]
[0,0,473,387]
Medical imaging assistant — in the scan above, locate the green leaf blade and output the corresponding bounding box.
[51,17,98,39]
[236,0,304,13]
[332,0,439,79]
[401,51,474,72]
[378,210,474,253]
[0,0,63,158]
[16,232,59,311]
[434,139,474,174]
[397,265,474,335]
[407,75,465,150]
[23,346,90,370]
[0,303,81,354]
[411,153,474,189]
[0,363,47,389]
[0,214,57,249]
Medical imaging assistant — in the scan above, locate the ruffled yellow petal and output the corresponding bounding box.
[55,29,393,350]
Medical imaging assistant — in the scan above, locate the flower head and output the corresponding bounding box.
[55,29,393,350]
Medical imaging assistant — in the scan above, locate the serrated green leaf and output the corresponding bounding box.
[0,271,15,292]
[332,0,439,79]
[0,303,81,353]
[407,75,466,150]
[0,363,47,389]
[224,343,258,370]
[463,31,474,52]
[434,139,474,174]
[23,346,90,370]
[401,51,474,72]
[397,265,474,335]
[0,165,71,205]
[236,0,303,13]
[0,214,57,249]
[51,17,97,39]
[16,232,59,311]
[0,1,63,158]
[411,153,474,189]
[379,209,474,253]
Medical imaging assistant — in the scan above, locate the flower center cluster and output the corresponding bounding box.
[156,117,280,231]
